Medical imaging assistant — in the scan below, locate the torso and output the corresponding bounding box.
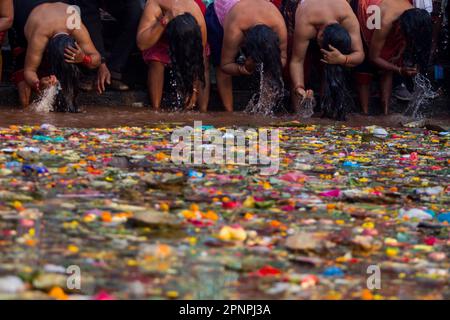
[296,0,351,36]
[158,0,207,41]
[13,0,72,45]
[224,0,285,36]
[214,0,241,26]
[358,0,413,44]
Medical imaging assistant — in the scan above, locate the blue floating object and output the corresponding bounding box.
[53,136,65,142]
[32,135,52,142]
[342,161,360,168]
[188,169,204,179]
[32,135,65,143]
[201,125,215,131]
[437,212,450,223]
[425,209,436,218]
[6,161,21,169]
[22,164,48,175]
[323,266,344,277]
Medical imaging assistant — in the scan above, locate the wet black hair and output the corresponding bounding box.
[243,24,283,91]
[46,34,80,112]
[320,23,353,121]
[166,13,205,105]
[399,8,433,73]
[281,0,300,35]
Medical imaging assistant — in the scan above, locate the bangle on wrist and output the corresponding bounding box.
[343,55,349,66]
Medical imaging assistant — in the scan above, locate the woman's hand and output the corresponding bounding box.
[399,66,418,77]
[185,89,199,110]
[237,58,256,76]
[295,86,314,99]
[320,45,346,65]
[243,57,256,74]
[64,42,85,64]
[35,75,58,92]
[97,63,111,94]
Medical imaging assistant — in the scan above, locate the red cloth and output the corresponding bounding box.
[142,0,208,65]
[270,0,282,9]
[357,0,412,64]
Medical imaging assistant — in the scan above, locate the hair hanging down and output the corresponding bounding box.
[46,34,80,112]
[320,23,353,121]
[243,25,283,90]
[280,0,300,35]
[166,13,205,104]
[399,8,433,73]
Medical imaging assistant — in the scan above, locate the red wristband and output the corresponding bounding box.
[82,54,92,66]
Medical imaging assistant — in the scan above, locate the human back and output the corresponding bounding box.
[296,0,354,30]
[224,0,285,35]
[23,2,77,42]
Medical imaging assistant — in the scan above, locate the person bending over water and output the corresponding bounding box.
[354,0,432,115]
[206,0,288,112]
[11,0,100,111]
[137,0,210,112]
[287,0,364,120]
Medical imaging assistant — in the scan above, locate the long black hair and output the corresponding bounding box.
[281,0,300,35]
[399,8,433,72]
[46,34,80,112]
[166,13,205,105]
[320,23,353,121]
[243,24,283,90]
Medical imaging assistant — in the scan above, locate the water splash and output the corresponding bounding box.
[166,69,185,112]
[297,97,316,118]
[404,74,439,119]
[245,64,284,116]
[30,83,61,113]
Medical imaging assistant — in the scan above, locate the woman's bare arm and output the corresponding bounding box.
[341,12,365,67]
[136,0,165,51]
[220,25,245,76]
[72,24,101,68]
[290,18,315,90]
[24,32,49,88]
[0,0,13,32]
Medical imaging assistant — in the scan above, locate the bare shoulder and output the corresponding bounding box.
[143,0,161,15]
[382,0,412,19]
